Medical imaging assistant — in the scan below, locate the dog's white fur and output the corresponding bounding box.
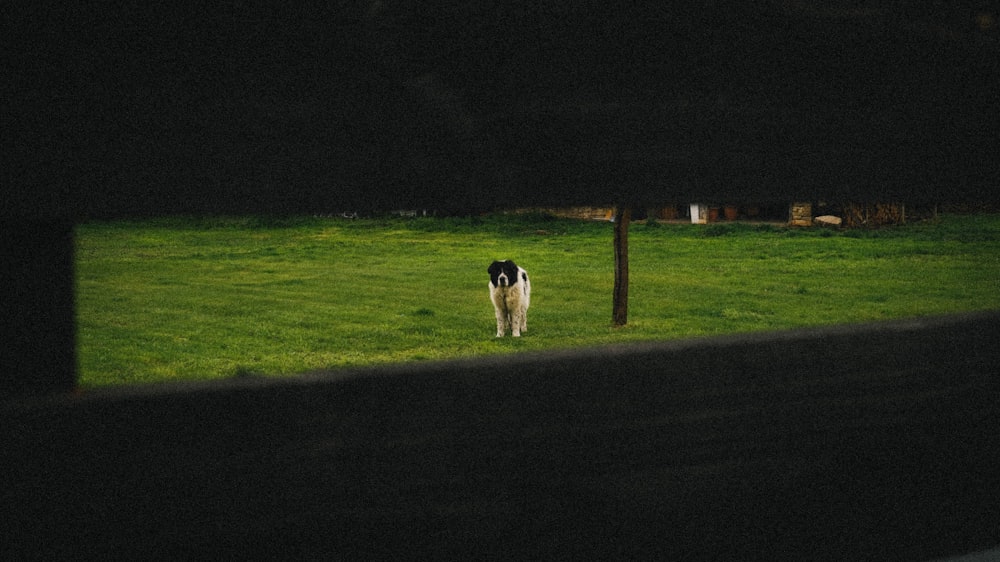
[488,260,531,337]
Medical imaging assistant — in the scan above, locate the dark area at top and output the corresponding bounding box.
[6,1,999,218]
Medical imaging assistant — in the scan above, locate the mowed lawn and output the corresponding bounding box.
[76,213,1000,387]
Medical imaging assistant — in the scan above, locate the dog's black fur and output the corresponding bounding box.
[488,260,523,288]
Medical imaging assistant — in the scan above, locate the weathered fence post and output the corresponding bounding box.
[613,204,631,327]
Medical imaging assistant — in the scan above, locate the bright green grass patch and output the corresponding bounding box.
[76,214,1000,387]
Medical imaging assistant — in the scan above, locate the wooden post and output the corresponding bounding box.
[613,204,631,327]
[2,220,77,396]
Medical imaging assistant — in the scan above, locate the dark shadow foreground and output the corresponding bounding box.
[3,311,999,560]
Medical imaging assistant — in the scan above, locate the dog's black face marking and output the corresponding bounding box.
[488,260,520,288]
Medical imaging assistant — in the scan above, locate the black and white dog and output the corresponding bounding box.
[488,260,531,337]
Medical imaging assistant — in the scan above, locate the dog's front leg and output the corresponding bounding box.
[494,308,507,337]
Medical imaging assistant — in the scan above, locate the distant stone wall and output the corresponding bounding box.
[842,202,906,227]
[522,207,614,221]
[789,202,813,226]
[522,206,683,221]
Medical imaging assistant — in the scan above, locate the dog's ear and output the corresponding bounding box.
[487,262,498,274]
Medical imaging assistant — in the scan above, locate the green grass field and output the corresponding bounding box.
[76,213,1000,388]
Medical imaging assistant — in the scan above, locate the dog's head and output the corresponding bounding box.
[488,260,519,288]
